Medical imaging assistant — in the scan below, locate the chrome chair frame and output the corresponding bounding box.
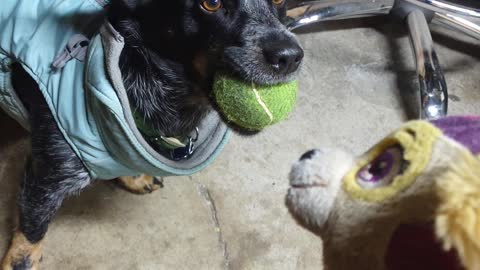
[287,0,480,119]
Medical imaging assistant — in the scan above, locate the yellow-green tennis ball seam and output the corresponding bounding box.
[213,75,298,130]
[214,78,272,129]
[256,80,298,122]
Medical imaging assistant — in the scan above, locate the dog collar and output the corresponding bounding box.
[132,110,199,161]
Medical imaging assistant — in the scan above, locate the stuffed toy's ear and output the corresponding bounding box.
[435,149,480,270]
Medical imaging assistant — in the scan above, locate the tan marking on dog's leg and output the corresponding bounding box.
[1,231,43,270]
[116,174,164,195]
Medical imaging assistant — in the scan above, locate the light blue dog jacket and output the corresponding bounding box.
[0,0,231,179]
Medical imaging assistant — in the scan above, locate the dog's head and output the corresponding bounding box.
[195,0,304,84]
[108,0,303,135]
[112,0,303,84]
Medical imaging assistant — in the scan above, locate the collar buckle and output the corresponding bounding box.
[171,137,195,161]
[166,127,199,161]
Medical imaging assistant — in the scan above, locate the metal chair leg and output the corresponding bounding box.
[287,0,479,119]
[286,0,394,30]
[407,9,448,119]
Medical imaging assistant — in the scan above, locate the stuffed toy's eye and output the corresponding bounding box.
[273,0,285,6]
[201,0,223,12]
[356,146,406,189]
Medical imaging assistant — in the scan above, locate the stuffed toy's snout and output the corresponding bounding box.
[287,148,354,231]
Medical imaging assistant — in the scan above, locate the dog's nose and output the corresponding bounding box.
[263,40,304,74]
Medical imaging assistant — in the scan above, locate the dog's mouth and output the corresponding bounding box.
[198,25,304,134]
[208,64,299,135]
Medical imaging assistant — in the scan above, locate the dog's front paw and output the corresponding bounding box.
[115,175,164,194]
[1,232,42,270]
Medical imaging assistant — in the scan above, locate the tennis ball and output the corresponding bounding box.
[213,74,298,130]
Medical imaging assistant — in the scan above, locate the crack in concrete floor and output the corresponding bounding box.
[193,177,231,269]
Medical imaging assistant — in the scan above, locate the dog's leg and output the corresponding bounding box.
[1,88,91,269]
[1,230,43,270]
[1,136,91,270]
[115,175,164,194]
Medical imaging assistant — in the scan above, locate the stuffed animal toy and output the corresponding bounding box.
[286,116,480,270]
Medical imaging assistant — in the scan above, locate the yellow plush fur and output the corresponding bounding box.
[343,121,442,202]
[435,149,480,270]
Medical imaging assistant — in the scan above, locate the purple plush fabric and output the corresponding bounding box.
[431,116,480,155]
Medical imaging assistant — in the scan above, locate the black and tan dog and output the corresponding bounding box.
[0,0,303,269]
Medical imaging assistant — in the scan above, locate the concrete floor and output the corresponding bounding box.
[1,18,479,269]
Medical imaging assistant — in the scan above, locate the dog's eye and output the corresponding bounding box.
[272,0,285,6]
[201,0,223,12]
